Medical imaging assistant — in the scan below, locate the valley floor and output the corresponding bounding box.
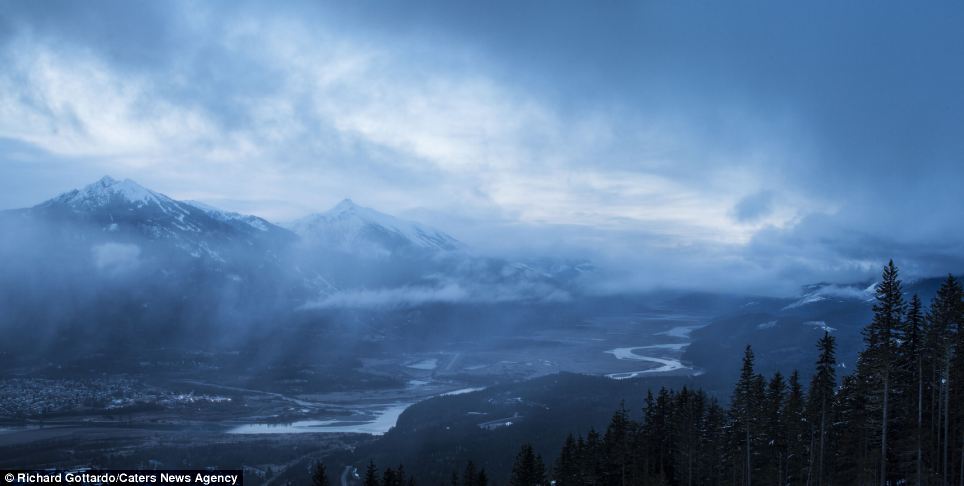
[0,310,709,475]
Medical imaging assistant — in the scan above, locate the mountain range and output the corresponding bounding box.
[0,177,589,348]
[1,176,953,380]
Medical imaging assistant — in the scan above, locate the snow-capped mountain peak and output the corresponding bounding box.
[287,199,463,254]
[27,177,295,264]
[42,175,176,212]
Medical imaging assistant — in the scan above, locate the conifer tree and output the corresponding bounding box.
[701,399,727,485]
[603,403,634,485]
[582,428,603,484]
[311,462,330,486]
[896,294,926,483]
[640,388,676,480]
[554,434,580,486]
[510,444,546,486]
[462,461,478,486]
[783,370,808,485]
[926,274,961,483]
[656,387,676,479]
[674,387,706,486]
[860,260,904,485]
[942,279,963,486]
[761,372,786,485]
[808,331,837,485]
[383,466,399,486]
[729,345,759,486]
[833,373,872,484]
[639,390,658,480]
[364,460,379,486]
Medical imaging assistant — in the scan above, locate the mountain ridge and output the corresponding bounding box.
[2,176,585,308]
[285,198,463,256]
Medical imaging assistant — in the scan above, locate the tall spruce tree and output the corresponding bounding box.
[582,428,604,484]
[860,260,905,485]
[311,462,330,486]
[763,372,787,485]
[554,434,581,486]
[462,461,479,486]
[658,387,677,481]
[926,274,961,483]
[701,399,727,485]
[383,466,400,486]
[784,370,809,485]
[510,444,546,486]
[603,403,634,485]
[729,345,759,486]
[940,278,963,486]
[364,460,379,486]
[808,331,837,485]
[896,294,926,483]
[833,373,871,484]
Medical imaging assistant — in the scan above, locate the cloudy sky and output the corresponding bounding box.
[2,1,962,294]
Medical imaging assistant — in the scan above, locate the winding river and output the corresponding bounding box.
[603,321,705,379]
[604,344,689,379]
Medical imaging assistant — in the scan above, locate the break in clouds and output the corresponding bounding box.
[1,1,963,295]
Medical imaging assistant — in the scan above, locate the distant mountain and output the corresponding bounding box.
[286,198,463,257]
[26,176,294,262]
[282,198,586,300]
[0,177,586,352]
[2,176,959,379]
[0,177,307,359]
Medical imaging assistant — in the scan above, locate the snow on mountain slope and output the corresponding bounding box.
[781,282,876,310]
[42,175,187,216]
[29,176,294,263]
[281,199,591,303]
[12,178,587,305]
[185,200,274,233]
[286,199,463,256]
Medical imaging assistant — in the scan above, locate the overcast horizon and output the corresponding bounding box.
[3,1,963,294]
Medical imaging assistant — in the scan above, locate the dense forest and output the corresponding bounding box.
[325,261,964,485]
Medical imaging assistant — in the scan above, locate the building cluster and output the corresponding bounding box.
[0,378,231,418]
